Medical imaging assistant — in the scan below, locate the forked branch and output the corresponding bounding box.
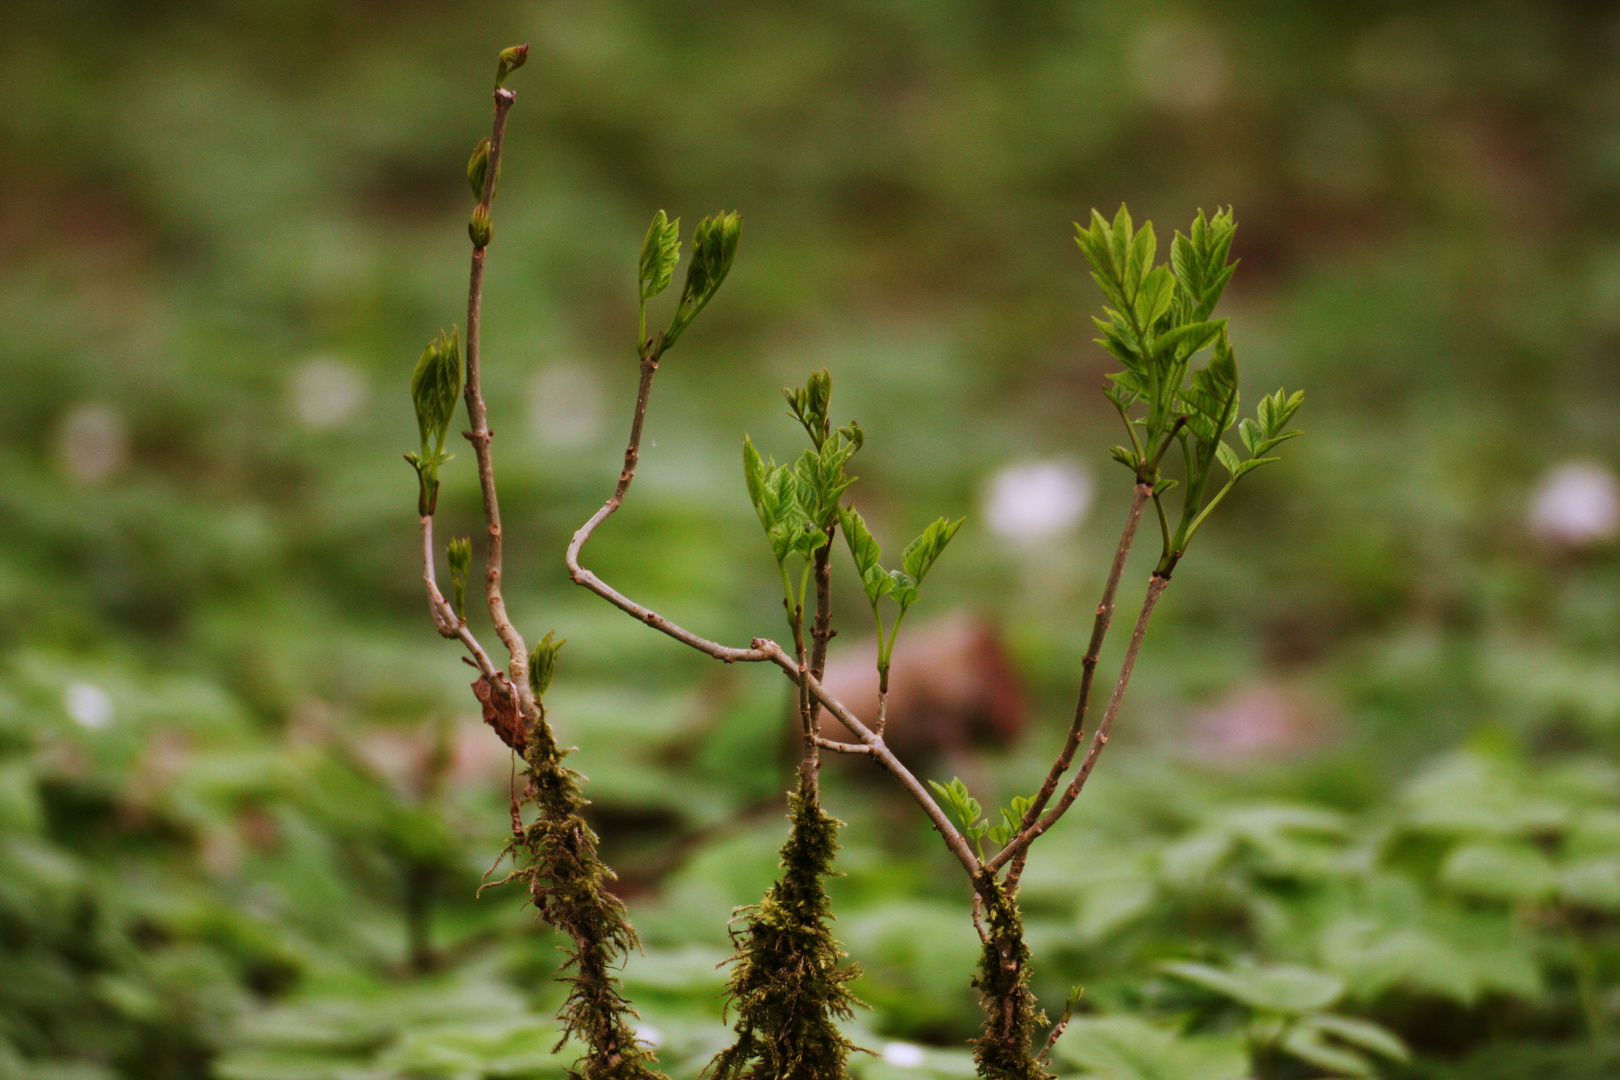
[988,572,1170,873]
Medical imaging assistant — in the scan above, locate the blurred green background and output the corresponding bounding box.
[6,2,1620,1078]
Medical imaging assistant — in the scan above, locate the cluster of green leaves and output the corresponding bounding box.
[404,328,463,515]
[636,210,742,352]
[740,370,867,632]
[927,778,1032,860]
[739,366,964,668]
[840,509,962,674]
[1077,207,1302,574]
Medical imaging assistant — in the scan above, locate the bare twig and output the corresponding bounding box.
[567,351,768,665]
[971,893,989,946]
[421,514,501,684]
[462,86,537,720]
[755,639,981,877]
[813,735,874,755]
[988,573,1170,873]
[1006,480,1149,886]
[1035,989,1081,1065]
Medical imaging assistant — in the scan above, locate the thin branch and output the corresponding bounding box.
[755,639,981,877]
[462,86,536,719]
[420,513,501,685]
[1014,483,1149,835]
[813,736,874,756]
[988,573,1170,873]
[971,893,989,946]
[566,349,768,665]
[1036,991,1081,1065]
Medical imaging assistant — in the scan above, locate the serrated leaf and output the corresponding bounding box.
[742,437,766,522]
[839,505,881,578]
[638,209,681,302]
[900,517,965,587]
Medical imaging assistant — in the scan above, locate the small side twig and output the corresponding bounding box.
[420,514,501,684]
[1035,988,1082,1065]
[567,350,768,665]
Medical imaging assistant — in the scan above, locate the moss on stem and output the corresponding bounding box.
[710,775,861,1080]
[971,874,1051,1080]
[489,714,664,1080]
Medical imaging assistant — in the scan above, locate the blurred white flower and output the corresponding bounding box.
[882,1042,926,1068]
[290,357,368,428]
[529,362,605,450]
[633,1025,663,1049]
[1529,461,1620,549]
[64,682,114,730]
[983,460,1093,544]
[58,403,127,484]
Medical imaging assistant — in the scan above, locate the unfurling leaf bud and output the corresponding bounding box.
[407,328,463,514]
[412,328,463,453]
[446,537,472,620]
[528,630,565,700]
[664,210,742,348]
[638,209,682,303]
[495,44,529,90]
[469,204,493,247]
[467,137,500,203]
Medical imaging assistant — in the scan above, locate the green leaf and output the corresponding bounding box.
[1215,441,1241,476]
[1440,842,1558,904]
[1154,318,1224,361]
[1301,1014,1409,1063]
[639,209,681,303]
[410,328,463,455]
[742,436,766,523]
[1051,1016,1247,1080]
[1280,1024,1373,1077]
[900,517,965,587]
[665,210,742,347]
[1161,961,1344,1015]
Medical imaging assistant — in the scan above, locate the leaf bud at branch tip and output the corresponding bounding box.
[529,630,564,700]
[495,43,529,90]
[446,537,472,621]
[407,327,463,514]
[469,204,493,248]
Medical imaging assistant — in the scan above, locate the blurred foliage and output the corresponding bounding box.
[6,0,1620,1077]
